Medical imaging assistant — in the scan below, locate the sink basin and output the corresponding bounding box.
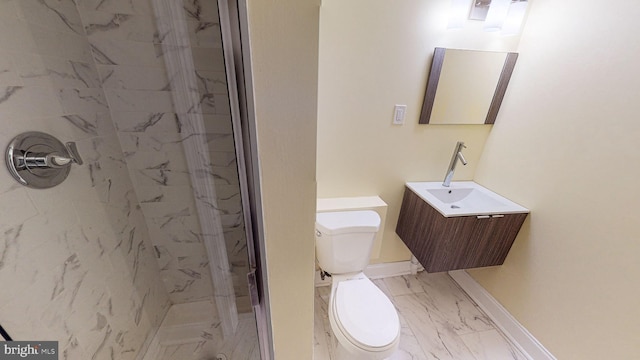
[405,181,529,217]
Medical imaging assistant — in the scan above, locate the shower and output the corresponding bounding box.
[0,0,268,359]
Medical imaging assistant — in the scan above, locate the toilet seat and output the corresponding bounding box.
[331,277,400,352]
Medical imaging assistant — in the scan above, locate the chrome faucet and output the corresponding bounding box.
[442,141,467,187]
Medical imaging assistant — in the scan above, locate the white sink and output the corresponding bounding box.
[405,181,529,217]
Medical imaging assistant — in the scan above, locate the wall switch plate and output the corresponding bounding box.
[393,105,407,125]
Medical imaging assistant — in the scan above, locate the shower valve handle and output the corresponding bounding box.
[22,142,83,169]
[6,132,84,189]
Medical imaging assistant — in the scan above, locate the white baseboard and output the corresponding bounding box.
[365,260,417,279]
[315,260,418,287]
[448,270,556,360]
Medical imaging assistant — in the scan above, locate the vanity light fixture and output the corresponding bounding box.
[447,0,472,29]
[483,0,511,31]
[447,0,528,35]
[501,0,529,35]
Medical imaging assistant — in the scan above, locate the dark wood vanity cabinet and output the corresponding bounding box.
[396,187,528,273]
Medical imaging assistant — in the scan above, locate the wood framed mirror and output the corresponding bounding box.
[419,48,518,125]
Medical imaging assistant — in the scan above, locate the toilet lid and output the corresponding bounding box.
[334,278,400,349]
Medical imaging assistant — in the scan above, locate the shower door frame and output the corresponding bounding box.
[218,1,274,359]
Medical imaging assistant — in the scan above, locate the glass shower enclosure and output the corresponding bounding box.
[0,0,266,359]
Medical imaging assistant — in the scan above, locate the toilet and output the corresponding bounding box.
[315,210,400,360]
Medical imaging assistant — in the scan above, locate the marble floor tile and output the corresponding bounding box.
[396,272,495,335]
[387,313,429,360]
[460,329,528,360]
[314,272,528,360]
[381,273,427,296]
[393,293,478,360]
[313,286,334,360]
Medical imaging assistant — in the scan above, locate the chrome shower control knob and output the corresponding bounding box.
[5,131,84,189]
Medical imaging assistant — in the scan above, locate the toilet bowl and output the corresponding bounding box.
[316,210,400,359]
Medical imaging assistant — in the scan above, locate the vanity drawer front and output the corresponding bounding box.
[396,187,527,272]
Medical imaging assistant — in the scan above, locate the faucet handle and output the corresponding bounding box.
[64,141,83,165]
[458,152,468,165]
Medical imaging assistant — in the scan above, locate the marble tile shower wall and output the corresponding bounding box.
[0,1,171,359]
[76,0,250,307]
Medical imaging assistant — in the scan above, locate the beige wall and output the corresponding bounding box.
[246,0,319,359]
[255,0,640,357]
[470,0,640,358]
[317,0,520,263]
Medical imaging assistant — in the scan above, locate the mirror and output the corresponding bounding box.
[419,48,518,125]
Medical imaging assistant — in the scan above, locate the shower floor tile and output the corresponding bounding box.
[156,315,260,360]
[313,272,528,360]
[142,299,259,360]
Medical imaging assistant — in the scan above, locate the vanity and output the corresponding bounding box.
[396,182,529,272]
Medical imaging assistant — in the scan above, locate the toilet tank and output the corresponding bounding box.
[315,210,381,274]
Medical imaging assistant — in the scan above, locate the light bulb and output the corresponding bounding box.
[483,0,511,32]
[501,0,528,36]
